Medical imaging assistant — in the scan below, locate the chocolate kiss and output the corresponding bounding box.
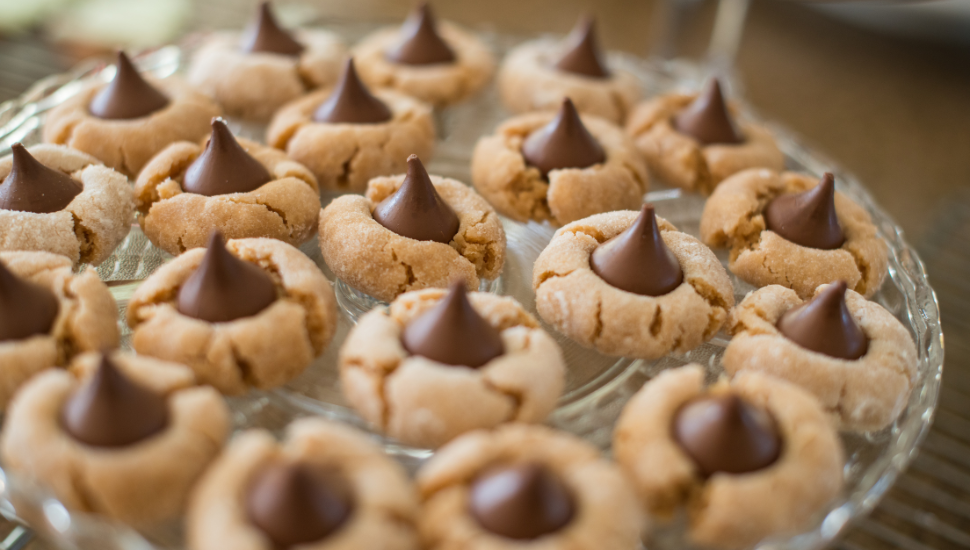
[552,15,610,79]
[470,462,575,540]
[89,51,170,120]
[590,204,683,297]
[240,1,305,56]
[313,58,393,124]
[372,155,460,244]
[764,173,845,250]
[61,355,169,448]
[176,231,277,323]
[246,461,354,548]
[385,3,456,66]
[0,259,59,343]
[401,281,505,368]
[674,393,781,477]
[0,143,82,213]
[777,280,869,360]
[182,119,272,197]
[521,98,606,178]
[672,78,744,145]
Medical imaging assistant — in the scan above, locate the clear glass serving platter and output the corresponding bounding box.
[0,23,943,550]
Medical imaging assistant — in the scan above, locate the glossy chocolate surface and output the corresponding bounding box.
[0,259,60,343]
[240,1,304,56]
[552,16,610,78]
[182,119,272,197]
[470,462,575,540]
[521,98,606,178]
[313,58,393,124]
[764,172,845,250]
[672,78,744,145]
[385,3,456,65]
[590,204,683,296]
[777,280,869,360]
[0,143,82,213]
[372,155,460,243]
[88,51,169,120]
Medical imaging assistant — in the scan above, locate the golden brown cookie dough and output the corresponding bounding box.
[626,92,783,194]
[187,30,347,121]
[417,424,645,550]
[613,365,844,550]
[319,173,506,303]
[134,134,320,256]
[0,351,230,529]
[126,237,338,395]
[188,418,420,550]
[43,76,220,178]
[0,144,133,266]
[471,110,647,226]
[339,288,564,449]
[700,169,888,298]
[266,87,434,192]
[532,210,734,359]
[0,251,118,410]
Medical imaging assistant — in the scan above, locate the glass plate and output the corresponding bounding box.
[0,25,943,550]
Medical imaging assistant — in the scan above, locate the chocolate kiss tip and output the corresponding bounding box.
[385,2,455,66]
[672,78,743,146]
[1,143,82,214]
[313,58,393,124]
[372,155,460,243]
[777,280,868,360]
[552,15,609,79]
[401,280,505,368]
[182,118,272,197]
[521,98,606,177]
[240,1,304,56]
[88,51,169,120]
[470,463,575,540]
[61,354,169,448]
[0,259,60,343]
[764,172,845,250]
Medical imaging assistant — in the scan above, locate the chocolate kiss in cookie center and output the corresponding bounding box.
[590,204,683,297]
[777,280,869,360]
[470,462,575,540]
[401,280,504,368]
[385,3,456,66]
[61,355,169,448]
[246,460,354,548]
[240,1,305,56]
[176,231,277,323]
[552,15,610,79]
[0,259,60,343]
[521,98,606,178]
[764,172,845,250]
[0,143,82,213]
[89,51,170,120]
[182,119,272,197]
[673,393,781,477]
[672,78,743,145]
[313,58,393,124]
[372,155,460,243]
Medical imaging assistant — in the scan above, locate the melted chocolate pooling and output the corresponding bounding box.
[183,119,272,197]
[0,143,82,213]
[372,155,460,243]
[89,51,170,120]
[552,16,610,78]
[176,231,277,323]
[521,98,606,178]
[247,460,354,548]
[672,78,743,145]
[0,259,59,343]
[590,204,683,296]
[764,172,845,250]
[401,280,504,368]
[61,355,169,448]
[674,393,781,477]
[385,3,456,65]
[470,462,575,540]
[313,58,393,124]
[240,2,305,56]
[777,280,869,360]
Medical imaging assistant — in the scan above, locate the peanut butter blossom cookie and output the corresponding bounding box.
[498,16,640,124]
[187,1,346,121]
[0,143,133,265]
[135,118,320,255]
[0,351,229,528]
[700,169,888,298]
[43,51,220,178]
[472,98,647,225]
[533,205,734,359]
[614,365,844,549]
[339,283,565,448]
[352,3,495,106]
[267,58,435,192]
[626,78,783,194]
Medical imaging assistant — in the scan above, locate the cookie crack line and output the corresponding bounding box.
[592,298,604,343]
[481,375,524,423]
[338,146,361,189]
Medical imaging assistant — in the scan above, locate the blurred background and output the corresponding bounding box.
[0,1,968,549]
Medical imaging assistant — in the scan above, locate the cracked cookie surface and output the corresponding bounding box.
[126,237,338,395]
[532,210,734,359]
[700,169,888,298]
